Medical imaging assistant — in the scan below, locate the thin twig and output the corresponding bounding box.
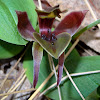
[0,88,35,97]
[1,69,26,100]
[9,75,26,92]
[48,54,62,100]
[9,69,26,92]
[40,70,100,96]
[64,66,85,100]
[1,74,26,100]
[84,0,100,28]
[0,58,21,90]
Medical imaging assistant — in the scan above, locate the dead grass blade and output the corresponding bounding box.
[1,69,26,100]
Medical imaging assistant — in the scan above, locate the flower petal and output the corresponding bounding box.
[33,32,71,59]
[16,11,35,41]
[32,42,43,88]
[36,6,61,41]
[57,52,64,86]
[54,10,88,36]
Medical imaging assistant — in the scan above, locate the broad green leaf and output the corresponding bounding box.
[0,39,24,59]
[46,56,100,100]
[0,0,37,45]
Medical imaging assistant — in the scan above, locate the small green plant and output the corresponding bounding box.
[0,0,100,99]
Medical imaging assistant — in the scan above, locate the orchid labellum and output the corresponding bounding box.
[16,3,87,88]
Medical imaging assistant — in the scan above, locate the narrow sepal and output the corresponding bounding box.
[57,52,64,85]
[32,42,43,88]
[33,32,71,59]
[54,10,88,36]
[16,11,35,41]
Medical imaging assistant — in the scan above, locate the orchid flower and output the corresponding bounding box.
[16,4,87,88]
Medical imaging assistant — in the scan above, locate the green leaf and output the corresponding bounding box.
[46,56,100,100]
[0,39,24,59]
[0,0,37,45]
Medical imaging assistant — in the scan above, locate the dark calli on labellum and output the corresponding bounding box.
[16,1,87,88]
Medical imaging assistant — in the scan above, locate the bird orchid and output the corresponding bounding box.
[16,2,87,88]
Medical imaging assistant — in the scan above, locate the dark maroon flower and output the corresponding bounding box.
[16,5,87,88]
